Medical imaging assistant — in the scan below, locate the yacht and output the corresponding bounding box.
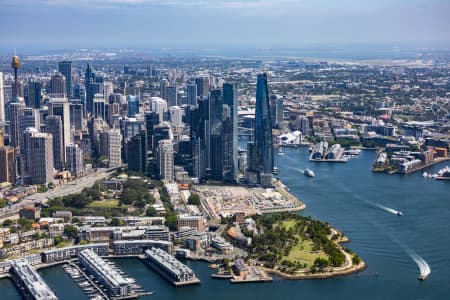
[304,169,315,177]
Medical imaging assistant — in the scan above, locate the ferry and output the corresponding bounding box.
[304,169,315,178]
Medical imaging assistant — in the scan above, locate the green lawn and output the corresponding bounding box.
[281,220,328,268]
[284,239,328,267]
[88,199,120,208]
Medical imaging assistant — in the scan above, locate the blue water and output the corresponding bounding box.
[2,148,449,299]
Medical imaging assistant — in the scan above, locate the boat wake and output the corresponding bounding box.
[409,251,431,280]
[367,201,402,216]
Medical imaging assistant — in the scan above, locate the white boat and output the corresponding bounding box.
[278,146,284,155]
[422,172,428,177]
[304,169,315,177]
[272,167,280,175]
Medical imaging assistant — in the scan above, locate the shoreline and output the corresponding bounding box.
[264,260,367,280]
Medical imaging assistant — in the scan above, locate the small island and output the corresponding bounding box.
[244,213,366,279]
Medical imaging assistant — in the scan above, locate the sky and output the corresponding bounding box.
[0,0,449,50]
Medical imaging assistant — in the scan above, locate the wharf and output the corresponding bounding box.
[230,276,273,284]
[309,158,348,163]
[142,258,201,287]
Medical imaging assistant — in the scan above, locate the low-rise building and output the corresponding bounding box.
[41,243,109,263]
[177,215,205,231]
[112,239,172,255]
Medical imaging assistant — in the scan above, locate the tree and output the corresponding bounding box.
[352,255,361,265]
[2,219,12,227]
[0,199,6,208]
[110,218,125,226]
[188,193,201,206]
[64,225,79,239]
[146,206,158,217]
[17,217,33,231]
[165,211,178,231]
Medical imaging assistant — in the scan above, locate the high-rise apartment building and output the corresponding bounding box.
[106,129,122,168]
[157,139,174,181]
[66,144,84,177]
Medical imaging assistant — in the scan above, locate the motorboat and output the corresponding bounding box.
[304,169,315,177]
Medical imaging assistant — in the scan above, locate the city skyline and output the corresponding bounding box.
[1,0,449,50]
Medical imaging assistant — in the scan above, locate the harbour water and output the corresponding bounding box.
[2,148,449,299]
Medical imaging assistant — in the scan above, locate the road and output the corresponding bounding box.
[0,169,114,221]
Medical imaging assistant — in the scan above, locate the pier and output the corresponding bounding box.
[143,248,200,286]
[10,259,58,300]
[78,249,149,299]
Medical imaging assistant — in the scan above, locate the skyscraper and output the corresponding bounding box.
[48,98,71,161]
[58,61,72,98]
[0,72,5,124]
[45,115,64,170]
[0,146,16,183]
[93,94,106,120]
[248,73,273,186]
[66,144,84,177]
[160,79,168,100]
[102,129,122,168]
[195,77,210,97]
[8,102,25,149]
[145,111,160,153]
[157,139,174,181]
[69,99,84,131]
[222,83,238,182]
[85,64,94,114]
[187,84,197,106]
[169,106,183,127]
[27,80,41,109]
[28,132,54,184]
[127,130,147,173]
[127,95,139,117]
[49,73,67,97]
[166,85,178,107]
[150,97,168,122]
